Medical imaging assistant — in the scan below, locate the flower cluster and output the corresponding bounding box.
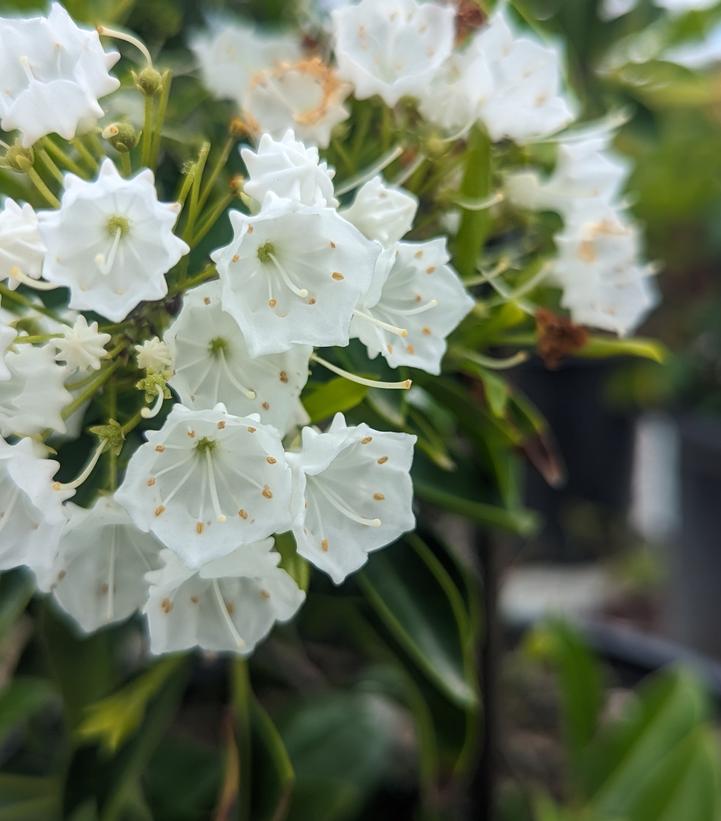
[0,0,661,659]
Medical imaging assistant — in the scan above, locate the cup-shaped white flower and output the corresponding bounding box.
[190,19,302,105]
[473,12,574,143]
[0,3,120,147]
[553,210,658,336]
[351,239,474,375]
[332,0,455,107]
[38,159,189,322]
[0,344,71,436]
[116,404,293,568]
[243,57,350,148]
[0,199,46,291]
[144,541,305,655]
[212,193,379,356]
[287,414,416,584]
[242,130,338,207]
[50,496,163,633]
[165,281,311,434]
[0,437,74,589]
[341,176,418,246]
[53,315,111,373]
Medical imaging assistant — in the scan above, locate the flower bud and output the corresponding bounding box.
[102,122,139,153]
[134,66,164,96]
[4,144,35,172]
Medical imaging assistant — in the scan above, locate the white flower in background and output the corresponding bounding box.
[0,3,120,147]
[144,541,305,655]
[656,0,719,12]
[242,130,338,208]
[243,58,350,148]
[351,239,474,375]
[38,159,189,322]
[0,437,74,589]
[599,0,638,19]
[553,210,659,336]
[331,0,456,107]
[664,22,721,69]
[341,176,418,246]
[190,18,301,105]
[0,324,15,381]
[165,282,311,434]
[135,337,173,374]
[418,47,493,133]
[287,414,416,584]
[51,496,163,633]
[212,193,378,356]
[53,315,111,372]
[506,134,631,221]
[0,199,46,291]
[116,404,293,568]
[0,344,70,436]
[473,11,574,143]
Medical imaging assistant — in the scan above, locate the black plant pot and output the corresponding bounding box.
[666,414,721,657]
[511,357,637,562]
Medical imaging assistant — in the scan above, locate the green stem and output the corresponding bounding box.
[0,284,62,321]
[198,134,234,212]
[455,127,492,279]
[119,151,132,177]
[191,192,233,246]
[106,380,118,491]
[149,70,172,169]
[168,262,217,298]
[38,149,64,184]
[231,660,252,821]
[27,167,60,208]
[141,93,156,168]
[72,138,98,172]
[183,142,210,242]
[62,360,122,420]
[12,333,63,344]
[42,138,86,177]
[121,409,145,437]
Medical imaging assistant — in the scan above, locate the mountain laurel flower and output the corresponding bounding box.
[341,176,418,246]
[0,325,16,382]
[165,282,311,434]
[212,193,378,356]
[242,130,338,208]
[242,57,350,148]
[144,541,305,655]
[135,337,173,375]
[553,210,659,336]
[190,19,301,106]
[0,344,71,436]
[53,315,111,372]
[0,3,120,147]
[351,239,475,375]
[38,159,189,322]
[51,496,163,633]
[506,134,631,221]
[0,199,46,291]
[0,437,74,589]
[116,404,293,569]
[287,414,416,584]
[473,11,574,143]
[332,0,456,107]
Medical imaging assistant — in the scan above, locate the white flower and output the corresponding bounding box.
[0,344,71,436]
[50,496,163,633]
[53,315,110,372]
[0,199,46,291]
[144,540,305,655]
[473,12,574,143]
[351,239,474,375]
[665,22,721,69]
[418,47,493,133]
[242,130,338,208]
[341,176,418,246]
[599,0,638,19]
[212,193,379,356]
[190,18,301,105]
[243,57,350,148]
[38,159,189,322]
[553,210,659,336]
[0,324,15,382]
[0,437,73,589]
[506,134,631,221]
[165,281,311,434]
[135,337,173,374]
[0,3,120,147]
[287,414,416,584]
[331,0,456,107]
[656,0,718,11]
[116,404,293,569]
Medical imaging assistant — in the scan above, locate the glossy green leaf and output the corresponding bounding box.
[302,377,367,424]
[359,536,477,709]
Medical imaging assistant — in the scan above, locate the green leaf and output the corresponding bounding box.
[578,336,668,364]
[359,536,477,709]
[302,378,367,424]
[0,677,57,747]
[0,775,60,821]
[251,696,295,821]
